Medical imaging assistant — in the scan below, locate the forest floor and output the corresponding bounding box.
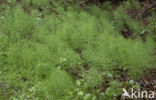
[116,0,156,97]
[0,0,156,99]
[82,0,156,98]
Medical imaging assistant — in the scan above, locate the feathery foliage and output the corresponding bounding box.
[0,0,155,99]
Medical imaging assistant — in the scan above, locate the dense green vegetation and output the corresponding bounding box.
[0,0,155,99]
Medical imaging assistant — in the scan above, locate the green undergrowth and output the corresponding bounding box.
[0,0,155,100]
